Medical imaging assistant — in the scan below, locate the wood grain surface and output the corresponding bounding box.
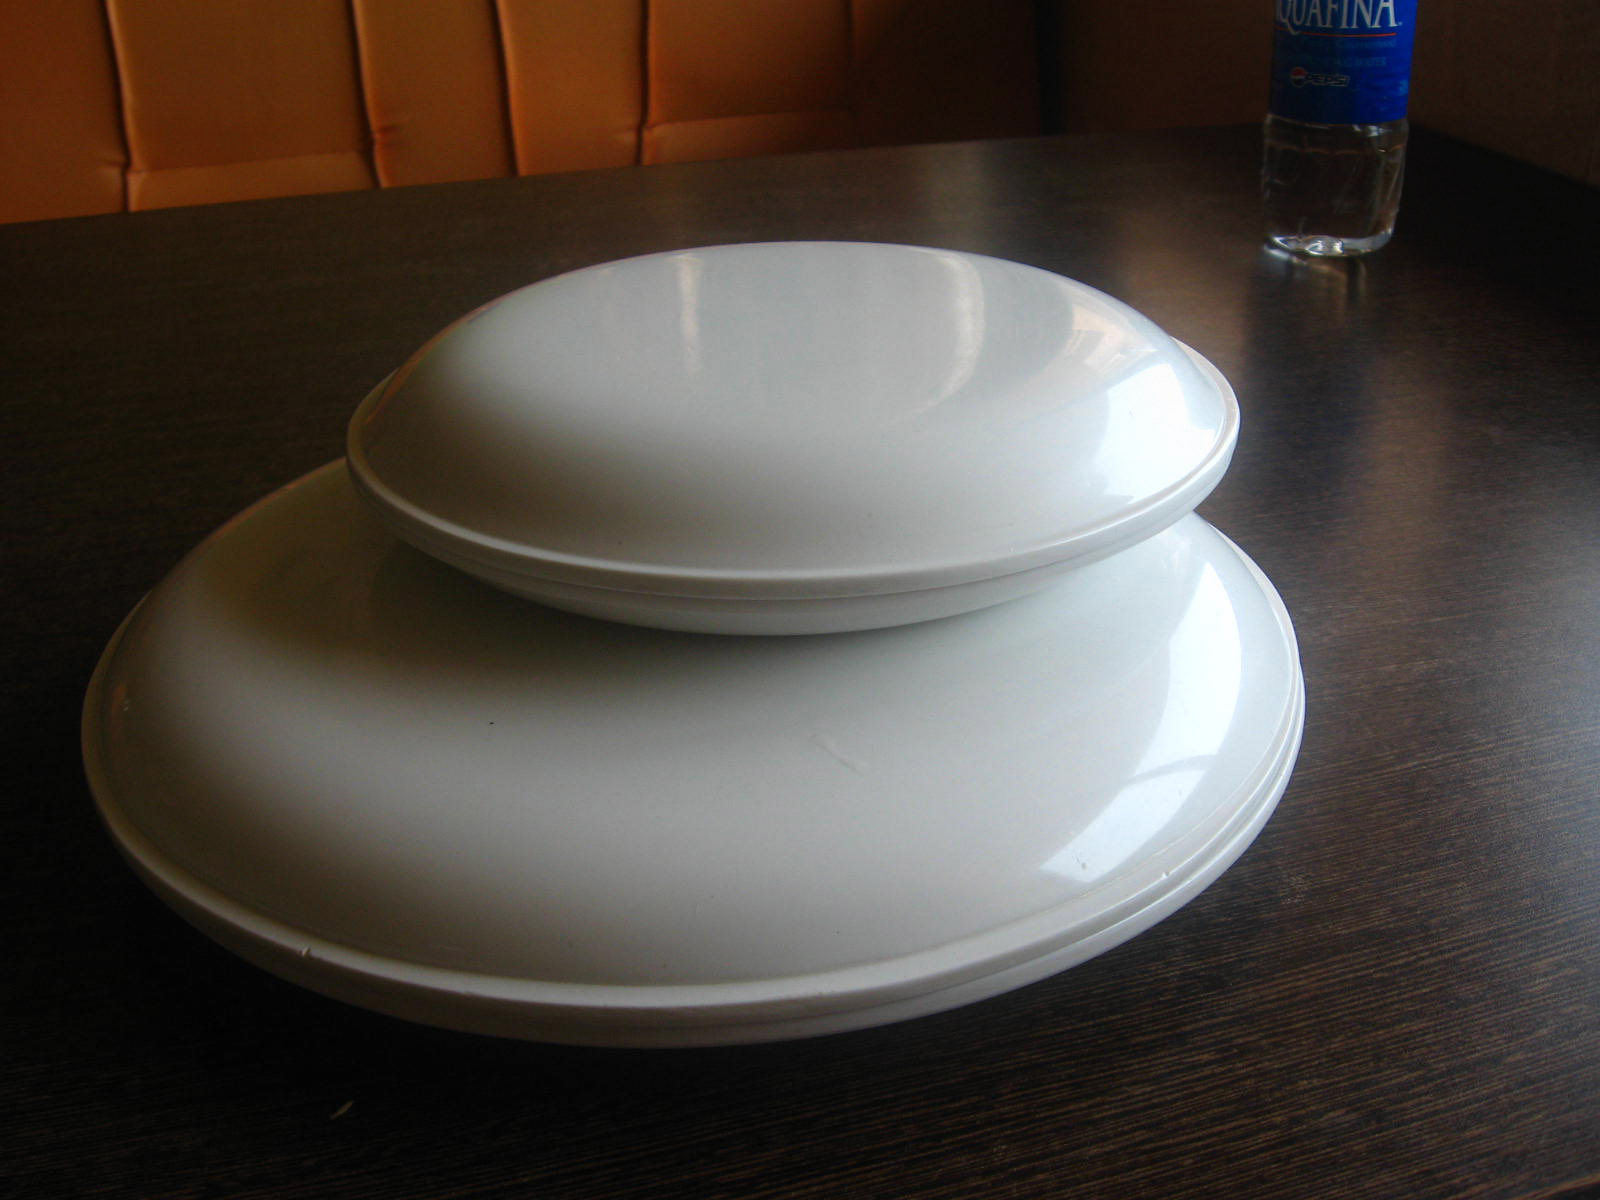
[3,126,1598,1200]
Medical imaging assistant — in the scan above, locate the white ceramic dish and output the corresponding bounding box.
[84,463,1302,1046]
[347,242,1239,634]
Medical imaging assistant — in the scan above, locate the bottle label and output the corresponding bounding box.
[1268,0,1419,125]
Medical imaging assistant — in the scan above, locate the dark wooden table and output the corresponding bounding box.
[5,125,1598,1200]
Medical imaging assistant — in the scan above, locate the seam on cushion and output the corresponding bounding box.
[484,0,518,177]
[344,0,380,186]
[491,0,525,175]
[126,147,371,178]
[101,0,135,210]
[125,148,375,211]
[642,108,859,166]
[846,0,856,124]
[656,106,857,127]
[637,0,650,166]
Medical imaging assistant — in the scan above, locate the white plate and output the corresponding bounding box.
[84,463,1302,1046]
[347,243,1239,633]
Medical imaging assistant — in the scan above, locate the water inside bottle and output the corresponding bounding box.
[1263,118,1407,257]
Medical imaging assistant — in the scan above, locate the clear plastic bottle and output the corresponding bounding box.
[1263,0,1420,257]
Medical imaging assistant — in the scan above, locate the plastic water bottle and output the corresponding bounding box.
[1263,0,1420,256]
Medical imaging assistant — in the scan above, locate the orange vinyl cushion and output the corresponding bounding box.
[497,0,645,174]
[107,0,376,211]
[0,0,126,222]
[0,0,1039,223]
[353,0,514,187]
[644,0,855,164]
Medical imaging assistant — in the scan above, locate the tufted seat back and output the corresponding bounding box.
[0,0,1039,224]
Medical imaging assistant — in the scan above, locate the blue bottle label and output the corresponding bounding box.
[1268,0,1418,125]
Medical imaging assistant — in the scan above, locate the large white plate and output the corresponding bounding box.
[84,462,1302,1046]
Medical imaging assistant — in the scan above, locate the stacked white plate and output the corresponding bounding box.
[84,243,1302,1046]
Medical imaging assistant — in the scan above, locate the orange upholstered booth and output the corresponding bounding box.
[0,0,1040,224]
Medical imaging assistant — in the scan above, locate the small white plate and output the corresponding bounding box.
[84,463,1302,1046]
[347,243,1239,633]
